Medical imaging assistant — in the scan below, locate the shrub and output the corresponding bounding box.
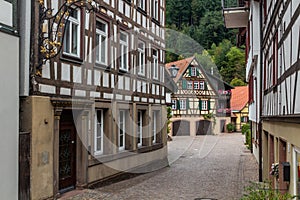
[245,129,252,149]
[226,123,235,132]
[242,181,295,200]
[241,123,250,135]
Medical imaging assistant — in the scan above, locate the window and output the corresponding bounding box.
[138,0,146,10]
[0,0,18,33]
[153,0,159,20]
[171,100,177,110]
[202,100,208,110]
[63,8,80,57]
[152,111,157,144]
[200,81,205,90]
[94,110,104,155]
[187,81,193,89]
[241,116,248,123]
[118,110,126,151]
[194,81,199,90]
[120,31,129,71]
[153,49,158,79]
[180,99,186,110]
[137,111,143,147]
[96,20,108,65]
[191,67,197,76]
[138,41,145,75]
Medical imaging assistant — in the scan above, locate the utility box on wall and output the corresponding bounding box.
[282,162,290,182]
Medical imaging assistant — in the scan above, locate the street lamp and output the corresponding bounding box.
[169,64,179,78]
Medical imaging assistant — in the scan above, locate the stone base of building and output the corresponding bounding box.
[262,120,300,196]
[20,96,168,200]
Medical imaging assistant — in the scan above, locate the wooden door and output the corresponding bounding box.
[59,123,76,191]
[196,120,212,135]
[172,120,190,136]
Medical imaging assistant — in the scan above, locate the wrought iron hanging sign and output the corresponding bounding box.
[38,0,101,63]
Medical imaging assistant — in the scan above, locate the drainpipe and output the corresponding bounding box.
[258,0,263,182]
[19,0,31,96]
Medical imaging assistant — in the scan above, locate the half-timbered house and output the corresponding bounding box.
[166,57,233,136]
[223,0,300,195]
[20,0,169,199]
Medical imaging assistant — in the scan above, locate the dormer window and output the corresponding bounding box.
[191,67,197,76]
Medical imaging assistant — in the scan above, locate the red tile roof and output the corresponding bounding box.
[165,56,195,82]
[230,86,248,112]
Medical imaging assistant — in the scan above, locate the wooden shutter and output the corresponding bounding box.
[204,82,208,90]
[199,100,202,111]
[186,99,189,110]
[196,68,199,76]
[177,100,180,110]
[182,80,187,89]
[208,100,211,110]
[189,67,192,76]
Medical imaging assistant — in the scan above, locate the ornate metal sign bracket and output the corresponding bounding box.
[38,0,101,66]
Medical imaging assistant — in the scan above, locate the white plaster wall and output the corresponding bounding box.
[0,31,19,200]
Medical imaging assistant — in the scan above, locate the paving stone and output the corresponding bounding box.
[59,133,258,200]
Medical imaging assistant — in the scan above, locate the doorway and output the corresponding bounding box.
[59,110,77,192]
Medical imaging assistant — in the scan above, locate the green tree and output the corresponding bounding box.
[230,78,247,86]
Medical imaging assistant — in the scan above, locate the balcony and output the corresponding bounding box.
[222,0,249,28]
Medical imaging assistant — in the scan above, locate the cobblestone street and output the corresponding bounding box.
[60,133,258,200]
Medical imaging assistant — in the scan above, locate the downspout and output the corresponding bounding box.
[258,0,263,182]
[19,0,31,96]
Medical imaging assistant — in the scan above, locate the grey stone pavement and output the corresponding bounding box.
[60,133,258,200]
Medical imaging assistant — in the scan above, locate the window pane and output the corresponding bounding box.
[64,22,70,53]
[96,21,106,32]
[120,32,127,42]
[69,9,78,19]
[96,34,100,61]
[71,23,78,54]
[120,134,123,147]
[97,138,101,151]
[101,36,106,63]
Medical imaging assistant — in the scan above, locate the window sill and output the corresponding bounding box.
[88,143,163,167]
[61,53,83,64]
[89,150,135,167]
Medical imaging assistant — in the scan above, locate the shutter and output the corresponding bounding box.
[196,68,199,76]
[182,80,187,89]
[204,82,208,90]
[199,100,202,111]
[186,99,189,110]
[208,100,211,110]
[189,66,192,76]
[177,100,180,110]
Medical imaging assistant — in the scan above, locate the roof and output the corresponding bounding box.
[165,56,234,95]
[230,86,248,112]
[165,56,195,83]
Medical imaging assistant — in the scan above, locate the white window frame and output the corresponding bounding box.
[152,111,157,144]
[153,49,158,79]
[191,67,197,76]
[202,100,208,110]
[118,110,126,151]
[194,81,199,89]
[171,99,177,110]
[138,0,146,10]
[180,99,186,110]
[187,81,193,89]
[200,81,205,90]
[94,110,104,155]
[95,20,108,65]
[137,111,143,147]
[120,31,129,71]
[63,8,80,57]
[138,41,145,75]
